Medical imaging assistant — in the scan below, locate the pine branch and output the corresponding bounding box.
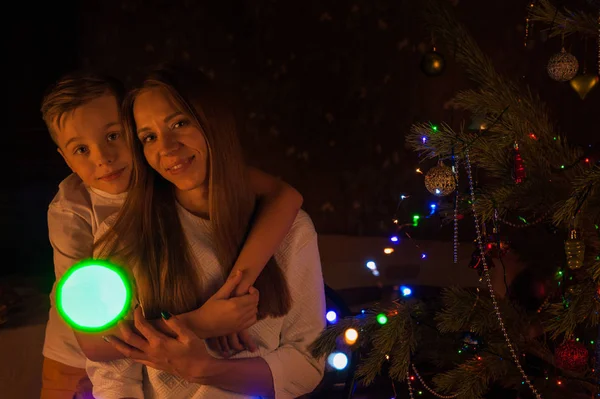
[310,317,357,359]
[310,301,422,386]
[356,302,419,385]
[553,167,600,225]
[432,350,514,399]
[544,279,600,338]
[388,311,418,381]
[529,0,598,38]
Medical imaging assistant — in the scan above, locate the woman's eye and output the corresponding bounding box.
[173,120,188,129]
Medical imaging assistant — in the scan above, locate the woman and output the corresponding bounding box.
[87,66,326,398]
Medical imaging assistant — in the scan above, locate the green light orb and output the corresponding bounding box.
[56,260,131,332]
[376,313,388,325]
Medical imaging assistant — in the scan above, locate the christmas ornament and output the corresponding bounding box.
[569,74,599,100]
[468,247,494,275]
[420,50,445,77]
[554,339,589,372]
[468,114,489,131]
[462,332,483,352]
[513,142,526,184]
[424,161,456,196]
[484,235,510,258]
[565,229,585,270]
[547,47,579,82]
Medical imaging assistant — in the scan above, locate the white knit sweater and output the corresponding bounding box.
[86,208,326,399]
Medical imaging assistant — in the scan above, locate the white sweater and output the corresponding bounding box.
[87,207,326,399]
[43,174,125,368]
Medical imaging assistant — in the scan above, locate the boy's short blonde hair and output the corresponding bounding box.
[41,71,125,145]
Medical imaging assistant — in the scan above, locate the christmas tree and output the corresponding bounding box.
[311,1,600,398]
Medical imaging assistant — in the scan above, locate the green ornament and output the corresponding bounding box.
[565,230,585,270]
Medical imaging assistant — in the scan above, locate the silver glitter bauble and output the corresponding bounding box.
[424,162,456,196]
[547,48,579,82]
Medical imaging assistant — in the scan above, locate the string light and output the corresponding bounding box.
[326,310,337,324]
[400,285,412,297]
[376,313,388,325]
[421,253,427,259]
[416,168,423,174]
[384,248,395,254]
[413,214,420,227]
[366,261,377,270]
[327,352,348,370]
[344,328,359,345]
[390,236,399,243]
[524,2,535,47]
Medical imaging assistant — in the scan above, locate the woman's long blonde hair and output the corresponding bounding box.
[95,66,291,319]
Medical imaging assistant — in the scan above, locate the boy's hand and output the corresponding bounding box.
[193,272,259,338]
[232,273,255,297]
[206,274,260,357]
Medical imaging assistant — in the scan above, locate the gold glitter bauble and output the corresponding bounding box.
[547,48,579,82]
[424,163,456,196]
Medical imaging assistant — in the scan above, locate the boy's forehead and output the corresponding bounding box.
[54,94,121,147]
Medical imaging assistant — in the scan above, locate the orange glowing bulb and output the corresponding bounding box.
[344,328,359,345]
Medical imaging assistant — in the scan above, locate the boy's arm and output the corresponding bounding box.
[48,205,126,362]
[231,166,303,295]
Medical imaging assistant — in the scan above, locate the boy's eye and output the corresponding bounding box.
[107,132,121,141]
[73,146,88,155]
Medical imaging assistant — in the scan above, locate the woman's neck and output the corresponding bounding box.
[175,186,210,219]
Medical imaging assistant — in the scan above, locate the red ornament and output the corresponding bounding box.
[468,248,495,275]
[513,142,526,184]
[554,339,588,372]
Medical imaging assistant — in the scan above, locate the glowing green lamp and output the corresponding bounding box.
[56,259,132,332]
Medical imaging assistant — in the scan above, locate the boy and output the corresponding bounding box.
[40,71,303,399]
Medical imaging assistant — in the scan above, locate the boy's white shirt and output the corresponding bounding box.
[42,173,125,368]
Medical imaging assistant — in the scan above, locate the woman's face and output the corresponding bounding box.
[133,87,209,193]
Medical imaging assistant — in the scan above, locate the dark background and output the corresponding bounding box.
[4,0,599,279]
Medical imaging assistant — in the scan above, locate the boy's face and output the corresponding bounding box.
[54,93,132,194]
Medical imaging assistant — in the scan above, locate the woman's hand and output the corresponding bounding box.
[104,307,211,382]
